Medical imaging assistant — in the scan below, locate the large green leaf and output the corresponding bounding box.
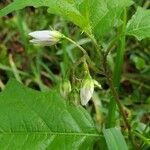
[0,0,91,33]
[126,7,150,40]
[0,79,99,149]
[103,128,128,150]
[0,0,133,40]
[87,0,133,40]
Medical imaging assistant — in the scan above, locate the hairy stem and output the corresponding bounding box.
[107,9,127,127]
[63,35,102,74]
[100,9,137,149]
[106,74,136,149]
[102,50,136,148]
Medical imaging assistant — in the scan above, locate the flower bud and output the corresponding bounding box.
[80,76,94,106]
[69,88,80,105]
[29,30,63,46]
[59,80,71,99]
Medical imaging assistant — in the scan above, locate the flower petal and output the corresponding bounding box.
[80,83,94,106]
[30,39,56,46]
[29,30,52,39]
[29,30,62,46]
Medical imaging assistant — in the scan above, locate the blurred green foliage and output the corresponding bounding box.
[0,0,149,149]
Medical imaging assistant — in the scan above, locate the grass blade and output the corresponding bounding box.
[103,128,128,150]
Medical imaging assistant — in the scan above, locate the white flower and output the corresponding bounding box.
[80,76,94,106]
[29,30,63,46]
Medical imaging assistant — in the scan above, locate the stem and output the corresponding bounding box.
[71,55,86,84]
[88,34,101,57]
[105,35,120,56]
[108,78,130,128]
[63,35,102,74]
[16,11,29,52]
[0,63,29,76]
[9,54,22,83]
[107,9,127,127]
[102,53,131,133]
[123,76,150,90]
[63,36,87,55]
[102,62,137,149]
[106,75,136,149]
[134,131,150,146]
[101,9,136,148]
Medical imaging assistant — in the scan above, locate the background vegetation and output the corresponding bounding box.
[0,0,149,149]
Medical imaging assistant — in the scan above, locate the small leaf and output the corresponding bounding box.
[103,128,128,150]
[0,79,99,149]
[126,7,150,40]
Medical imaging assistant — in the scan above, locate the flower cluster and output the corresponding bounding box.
[29,30,102,106]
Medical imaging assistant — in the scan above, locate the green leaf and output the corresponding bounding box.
[126,7,150,40]
[103,128,128,150]
[0,0,91,33]
[88,0,133,40]
[0,0,133,40]
[0,79,99,149]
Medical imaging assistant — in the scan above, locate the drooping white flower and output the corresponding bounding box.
[80,76,94,106]
[29,30,63,46]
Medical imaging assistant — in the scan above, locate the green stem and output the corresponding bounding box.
[107,9,127,127]
[106,75,136,148]
[63,36,87,55]
[16,10,29,51]
[102,47,137,149]
[134,131,150,146]
[9,54,22,83]
[88,34,101,57]
[124,77,150,90]
[0,63,29,76]
[63,35,102,74]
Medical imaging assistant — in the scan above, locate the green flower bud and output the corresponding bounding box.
[59,80,71,99]
[69,88,80,105]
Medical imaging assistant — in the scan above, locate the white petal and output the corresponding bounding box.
[29,39,56,46]
[29,30,52,40]
[80,86,94,105]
